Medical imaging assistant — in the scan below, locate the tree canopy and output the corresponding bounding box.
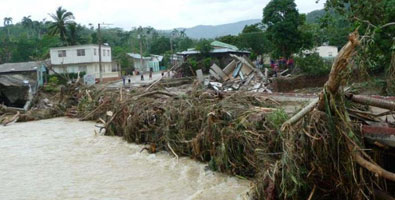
[262,0,311,58]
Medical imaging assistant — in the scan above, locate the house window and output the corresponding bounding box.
[77,49,85,56]
[107,50,110,56]
[103,49,106,56]
[58,50,66,57]
[94,48,97,56]
[328,52,333,57]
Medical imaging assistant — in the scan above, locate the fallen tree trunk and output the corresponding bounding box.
[317,31,360,111]
[351,145,395,182]
[346,94,395,110]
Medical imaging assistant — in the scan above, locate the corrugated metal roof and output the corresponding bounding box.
[177,48,250,55]
[211,41,239,50]
[126,53,152,60]
[0,61,42,73]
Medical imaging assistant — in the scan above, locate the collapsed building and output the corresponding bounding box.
[0,61,45,109]
[177,41,250,68]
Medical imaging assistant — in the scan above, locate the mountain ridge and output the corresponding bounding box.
[167,19,261,39]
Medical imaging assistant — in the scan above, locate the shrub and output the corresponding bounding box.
[48,72,86,85]
[266,109,289,130]
[295,53,332,76]
[44,76,60,92]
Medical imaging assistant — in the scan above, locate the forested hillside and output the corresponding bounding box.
[0,7,196,68]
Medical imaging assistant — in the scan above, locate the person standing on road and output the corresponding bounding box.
[274,63,279,77]
[128,75,131,85]
[141,71,144,81]
[149,67,153,80]
[287,57,294,72]
[122,75,126,86]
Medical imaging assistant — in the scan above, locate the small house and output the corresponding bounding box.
[126,53,162,73]
[303,45,339,59]
[49,44,120,82]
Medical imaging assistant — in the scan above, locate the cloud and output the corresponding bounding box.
[0,0,324,29]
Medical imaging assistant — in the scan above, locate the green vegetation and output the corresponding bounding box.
[263,0,313,58]
[195,39,213,56]
[0,7,197,69]
[43,76,60,92]
[295,53,332,76]
[266,108,289,129]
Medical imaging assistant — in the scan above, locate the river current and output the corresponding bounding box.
[0,118,250,200]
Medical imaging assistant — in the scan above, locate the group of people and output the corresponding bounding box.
[270,57,294,77]
[122,67,154,86]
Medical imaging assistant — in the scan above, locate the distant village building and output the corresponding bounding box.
[303,45,339,59]
[0,61,46,108]
[126,53,163,73]
[315,46,338,58]
[49,44,120,82]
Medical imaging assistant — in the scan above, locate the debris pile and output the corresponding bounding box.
[0,31,394,199]
[204,54,272,93]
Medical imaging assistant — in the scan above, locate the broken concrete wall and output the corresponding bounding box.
[271,74,328,92]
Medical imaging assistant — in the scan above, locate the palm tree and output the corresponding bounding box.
[48,6,74,43]
[180,29,186,38]
[3,17,13,38]
[21,16,33,38]
[3,17,12,26]
[66,22,85,45]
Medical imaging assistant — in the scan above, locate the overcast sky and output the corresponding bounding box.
[0,0,325,30]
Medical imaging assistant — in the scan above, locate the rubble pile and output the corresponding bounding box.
[203,54,273,93]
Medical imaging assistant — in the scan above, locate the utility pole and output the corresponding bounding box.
[170,34,174,68]
[138,34,144,80]
[98,23,103,83]
[97,23,112,83]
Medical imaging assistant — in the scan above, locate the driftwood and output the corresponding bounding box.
[80,100,109,121]
[145,64,178,92]
[316,31,395,182]
[283,30,395,185]
[281,32,360,131]
[0,105,25,114]
[317,31,360,111]
[281,98,319,131]
[132,91,175,100]
[2,111,20,126]
[346,94,395,110]
[351,144,395,181]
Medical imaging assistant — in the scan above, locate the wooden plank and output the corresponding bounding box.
[240,64,253,76]
[232,62,242,78]
[223,60,237,76]
[196,69,204,83]
[210,64,228,81]
[209,69,221,81]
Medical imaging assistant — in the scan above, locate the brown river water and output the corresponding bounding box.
[0,118,251,200]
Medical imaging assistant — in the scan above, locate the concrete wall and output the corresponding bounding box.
[50,45,112,65]
[51,62,119,79]
[271,75,328,92]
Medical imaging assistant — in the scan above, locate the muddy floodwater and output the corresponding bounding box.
[0,118,250,200]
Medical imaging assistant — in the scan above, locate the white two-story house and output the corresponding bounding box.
[49,44,120,82]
